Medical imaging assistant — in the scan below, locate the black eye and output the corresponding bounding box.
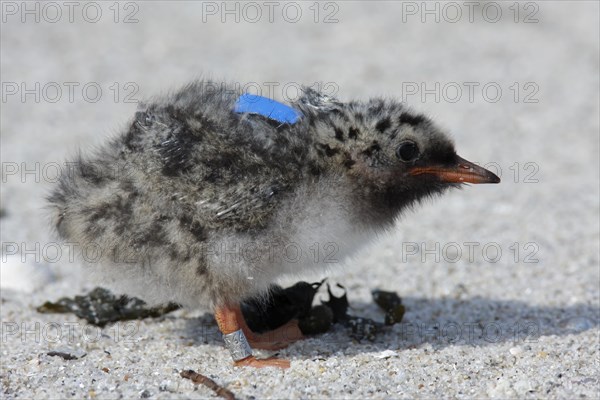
[396,141,420,162]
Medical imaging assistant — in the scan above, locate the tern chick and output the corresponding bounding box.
[48,80,500,368]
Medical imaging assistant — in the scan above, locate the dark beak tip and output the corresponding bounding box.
[489,173,501,184]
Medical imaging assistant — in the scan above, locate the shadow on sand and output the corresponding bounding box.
[180,295,599,355]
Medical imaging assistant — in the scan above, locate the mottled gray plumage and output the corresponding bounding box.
[48,80,498,309]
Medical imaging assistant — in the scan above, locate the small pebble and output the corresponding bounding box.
[509,346,523,356]
[375,350,397,359]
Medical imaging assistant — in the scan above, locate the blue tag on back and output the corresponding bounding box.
[234,94,301,124]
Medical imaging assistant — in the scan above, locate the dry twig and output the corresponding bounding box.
[180,369,236,400]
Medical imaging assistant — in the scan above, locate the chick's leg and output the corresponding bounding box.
[232,306,304,350]
[214,305,290,368]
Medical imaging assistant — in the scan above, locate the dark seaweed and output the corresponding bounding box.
[37,287,180,327]
[242,280,405,341]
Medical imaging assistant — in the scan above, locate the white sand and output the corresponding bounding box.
[1,2,599,398]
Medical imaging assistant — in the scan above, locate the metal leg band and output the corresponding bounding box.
[223,329,253,361]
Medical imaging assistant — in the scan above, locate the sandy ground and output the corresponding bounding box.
[1,1,599,399]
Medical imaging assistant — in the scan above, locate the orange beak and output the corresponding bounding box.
[409,156,501,184]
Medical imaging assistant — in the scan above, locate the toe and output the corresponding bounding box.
[246,319,304,349]
[234,355,290,369]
